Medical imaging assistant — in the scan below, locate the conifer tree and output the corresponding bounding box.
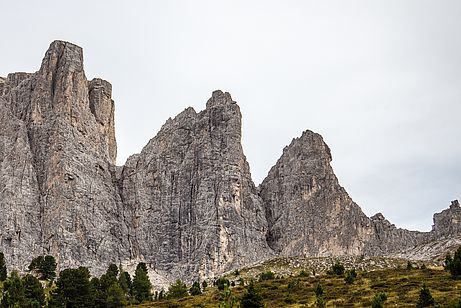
[416,284,435,308]
[23,274,45,307]
[132,262,152,303]
[167,279,188,299]
[240,281,264,308]
[1,270,26,307]
[49,267,94,308]
[0,252,6,282]
[189,280,202,296]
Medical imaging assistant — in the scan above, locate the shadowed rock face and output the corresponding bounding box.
[0,40,459,284]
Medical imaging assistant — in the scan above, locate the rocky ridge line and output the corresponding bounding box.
[0,41,460,287]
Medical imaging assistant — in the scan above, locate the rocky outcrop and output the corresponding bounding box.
[432,200,461,238]
[259,130,374,256]
[0,41,128,274]
[1,40,460,285]
[118,90,272,281]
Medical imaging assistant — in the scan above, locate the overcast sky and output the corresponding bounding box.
[1,0,460,231]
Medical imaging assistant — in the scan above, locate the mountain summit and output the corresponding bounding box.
[0,41,459,285]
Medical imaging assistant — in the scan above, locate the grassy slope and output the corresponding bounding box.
[135,267,461,307]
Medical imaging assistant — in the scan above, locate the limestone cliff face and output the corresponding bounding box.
[1,41,460,284]
[257,130,442,258]
[432,200,461,238]
[0,41,127,273]
[118,90,272,281]
[259,130,374,256]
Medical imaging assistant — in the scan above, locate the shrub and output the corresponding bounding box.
[189,280,202,296]
[216,277,230,291]
[240,281,264,308]
[314,283,324,298]
[371,292,387,308]
[298,269,309,277]
[259,271,275,281]
[284,293,296,304]
[331,262,345,276]
[287,278,300,292]
[344,269,357,284]
[316,296,325,308]
[219,284,237,308]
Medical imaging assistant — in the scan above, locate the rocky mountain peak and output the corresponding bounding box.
[432,200,461,238]
[39,40,84,75]
[206,90,235,108]
[1,41,460,287]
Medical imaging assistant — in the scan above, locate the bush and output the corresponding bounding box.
[216,277,230,291]
[240,281,264,308]
[314,283,324,298]
[316,296,326,308]
[407,261,414,270]
[331,262,345,276]
[218,283,237,308]
[298,269,309,277]
[259,271,275,281]
[371,292,387,308]
[287,278,300,292]
[201,280,208,289]
[284,293,296,304]
[416,284,434,308]
[344,269,357,284]
[189,280,202,296]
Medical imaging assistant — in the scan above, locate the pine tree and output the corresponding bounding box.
[0,252,7,282]
[445,246,461,277]
[219,284,237,308]
[189,280,202,296]
[49,267,94,308]
[167,279,188,299]
[416,284,435,308]
[28,255,56,280]
[23,274,45,307]
[118,270,131,297]
[106,282,127,307]
[42,255,57,280]
[132,262,152,303]
[240,281,264,308]
[1,270,26,307]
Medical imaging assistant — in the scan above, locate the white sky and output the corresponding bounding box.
[1,0,460,231]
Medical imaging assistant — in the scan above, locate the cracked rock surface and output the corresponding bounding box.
[1,41,459,285]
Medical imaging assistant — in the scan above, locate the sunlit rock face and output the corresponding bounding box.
[1,41,460,286]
